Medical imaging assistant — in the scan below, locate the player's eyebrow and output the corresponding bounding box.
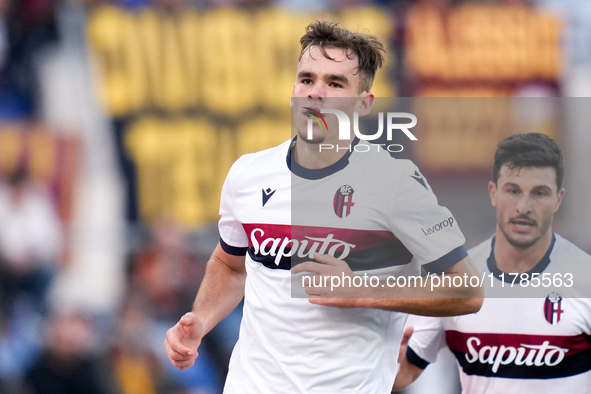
[297,71,315,79]
[324,73,349,85]
[502,182,554,193]
[297,71,350,86]
[531,185,554,193]
[501,182,520,189]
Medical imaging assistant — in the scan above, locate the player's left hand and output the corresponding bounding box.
[290,253,366,308]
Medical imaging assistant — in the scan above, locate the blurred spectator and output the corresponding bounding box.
[206,0,243,8]
[331,0,372,9]
[110,296,165,394]
[24,311,119,394]
[126,218,240,393]
[0,167,62,317]
[130,217,204,321]
[0,300,43,394]
[276,0,330,13]
[0,0,58,119]
[115,0,154,8]
[156,0,190,12]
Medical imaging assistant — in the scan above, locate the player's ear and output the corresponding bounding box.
[554,188,565,212]
[488,181,498,207]
[356,93,374,116]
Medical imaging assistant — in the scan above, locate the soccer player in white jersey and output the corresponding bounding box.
[393,133,591,393]
[164,20,483,393]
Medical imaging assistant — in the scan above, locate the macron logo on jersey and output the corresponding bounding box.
[411,170,428,190]
[262,188,276,207]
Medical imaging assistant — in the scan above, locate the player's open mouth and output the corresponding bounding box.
[510,218,536,231]
[303,106,322,116]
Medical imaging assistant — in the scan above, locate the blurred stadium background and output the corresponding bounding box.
[0,0,589,393]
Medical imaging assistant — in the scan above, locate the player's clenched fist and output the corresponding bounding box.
[164,312,205,370]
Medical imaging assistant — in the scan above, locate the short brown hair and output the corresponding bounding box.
[493,133,565,190]
[299,20,386,93]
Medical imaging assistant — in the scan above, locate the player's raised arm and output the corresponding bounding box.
[164,243,246,370]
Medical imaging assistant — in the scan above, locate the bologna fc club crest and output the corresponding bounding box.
[333,185,355,218]
[544,292,564,325]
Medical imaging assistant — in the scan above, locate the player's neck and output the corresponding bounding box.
[493,229,554,274]
[292,136,354,170]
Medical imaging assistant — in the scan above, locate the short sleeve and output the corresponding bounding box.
[218,159,248,256]
[406,314,447,368]
[388,161,467,273]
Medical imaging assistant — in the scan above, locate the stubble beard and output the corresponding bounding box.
[498,214,553,249]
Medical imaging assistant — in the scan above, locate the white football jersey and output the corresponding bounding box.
[407,235,591,394]
[219,138,468,394]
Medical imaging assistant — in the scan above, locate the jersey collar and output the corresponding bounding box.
[286,136,360,180]
[487,234,556,283]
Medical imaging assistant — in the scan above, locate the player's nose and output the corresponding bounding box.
[307,83,326,101]
[515,194,533,214]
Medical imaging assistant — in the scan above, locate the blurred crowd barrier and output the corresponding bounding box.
[86,5,394,116]
[405,3,562,96]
